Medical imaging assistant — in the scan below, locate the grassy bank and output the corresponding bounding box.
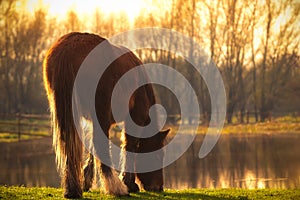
[169,119,300,136]
[0,186,300,200]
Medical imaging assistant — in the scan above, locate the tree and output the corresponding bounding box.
[257,0,299,121]
[204,0,254,123]
[0,1,52,113]
[63,10,83,33]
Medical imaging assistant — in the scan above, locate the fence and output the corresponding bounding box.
[0,111,298,141]
[0,113,51,141]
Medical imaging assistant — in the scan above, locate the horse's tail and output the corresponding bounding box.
[43,35,83,191]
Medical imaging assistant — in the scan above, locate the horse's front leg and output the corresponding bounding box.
[93,120,128,196]
[120,132,140,193]
[83,153,94,192]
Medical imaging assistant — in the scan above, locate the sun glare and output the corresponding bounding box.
[26,0,147,24]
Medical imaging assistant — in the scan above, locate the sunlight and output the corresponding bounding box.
[219,174,230,188]
[80,117,93,134]
[257,179,266,189]
[26,0,147,23]
[244,170,256,189]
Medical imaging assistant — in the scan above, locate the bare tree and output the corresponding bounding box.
[258,0,299,121]
[213,0,254,123]
[64,10,83,33]
[0,2,52,113]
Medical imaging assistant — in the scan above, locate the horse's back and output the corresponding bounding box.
[43,32,155,126]
[43,32,105,90]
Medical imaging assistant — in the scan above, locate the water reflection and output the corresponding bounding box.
[0,134,299,189]
[164,134,300,189]
[0,138,59,187]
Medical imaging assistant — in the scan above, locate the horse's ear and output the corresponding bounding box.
[160,128,170,140]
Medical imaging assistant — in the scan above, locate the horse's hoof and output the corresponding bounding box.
[128,183,140,193]
[116,193,130,197]
[64,191,82,199]
[83,184,91,192]
[144,185,163,192]
[109,190,129,197]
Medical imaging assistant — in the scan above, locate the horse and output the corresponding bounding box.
[43,32,169,198]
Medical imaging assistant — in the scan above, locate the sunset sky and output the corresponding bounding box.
[24,0,172,24]
[15,0,299,60]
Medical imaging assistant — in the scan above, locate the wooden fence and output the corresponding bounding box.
[0,113,51,141]
[0,111,298,141]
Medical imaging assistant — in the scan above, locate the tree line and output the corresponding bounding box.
[0,0,299,123]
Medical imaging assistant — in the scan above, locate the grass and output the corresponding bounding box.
[168,116,300,136]
[220,121,300,135]
[0,186,300,200]
[0,132,46,142]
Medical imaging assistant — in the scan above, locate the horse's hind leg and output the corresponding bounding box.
[64,130,83,198]
[92,121,128,196]
[83,153,94,192]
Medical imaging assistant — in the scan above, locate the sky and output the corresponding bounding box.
[25,0,149,23]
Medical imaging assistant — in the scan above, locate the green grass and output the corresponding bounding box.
[0,186,299,200]
[0,133,35,142]
[168,117,300,136]
[166,121,300,136]
[0,132,47,142]
[220,121,300,135]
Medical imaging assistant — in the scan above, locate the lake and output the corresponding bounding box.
[0,133,299,189]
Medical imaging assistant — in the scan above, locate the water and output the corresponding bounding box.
[0,133,299,189]
[0,138,59,187]
[164,134,300,189]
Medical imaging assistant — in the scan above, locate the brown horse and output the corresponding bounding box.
[43,32,169,198]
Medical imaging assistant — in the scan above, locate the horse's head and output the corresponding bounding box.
[137,128,170,191]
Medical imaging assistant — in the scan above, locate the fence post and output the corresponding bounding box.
[246,111,249,124]
[17,113,21,141]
